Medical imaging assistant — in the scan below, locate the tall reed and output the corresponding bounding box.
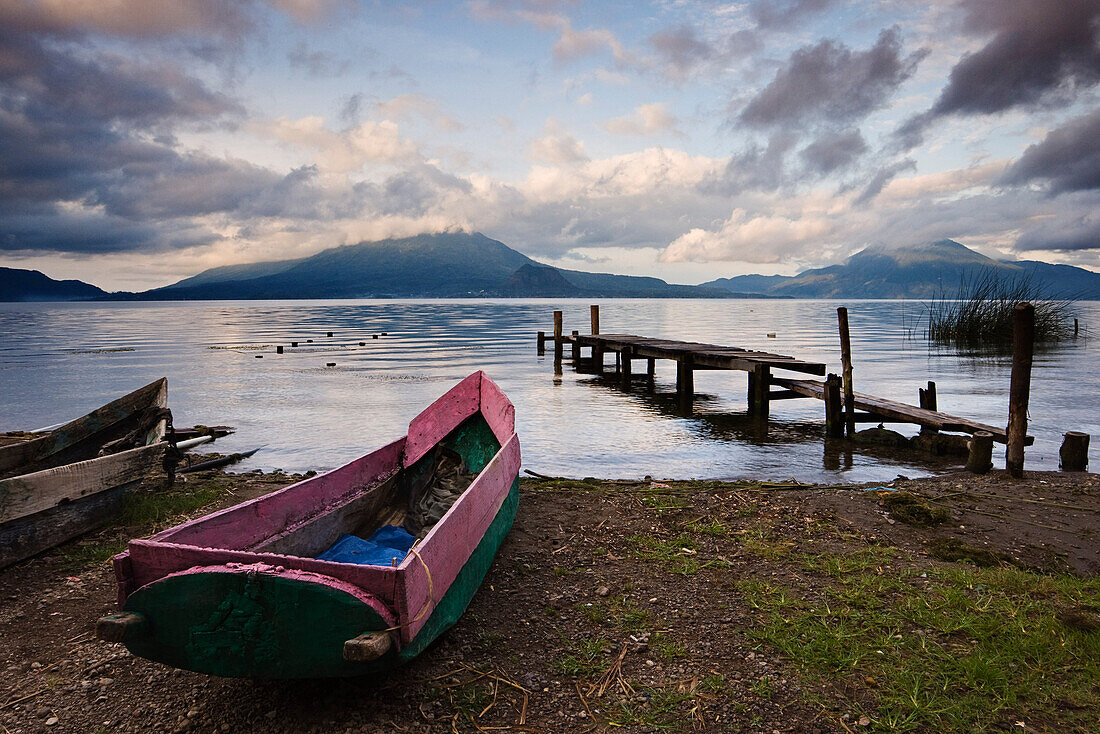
[926,272,1077,346]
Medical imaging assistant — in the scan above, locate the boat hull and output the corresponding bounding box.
[103,372,521,678]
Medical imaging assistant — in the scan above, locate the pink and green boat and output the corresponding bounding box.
[96,371,520,678]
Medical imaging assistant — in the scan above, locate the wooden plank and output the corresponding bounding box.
[570,334,826,375]
[0,442,166,524]
[404,373,482,468]
[0,378,167,476]
[396,433,521,644]
[772,377,1030,444]
[155,437,405,552]
[124,540,400,605]
[0,480,137,569]
[479,373,516,448]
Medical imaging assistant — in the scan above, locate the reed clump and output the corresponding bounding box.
[926,273,1077,346]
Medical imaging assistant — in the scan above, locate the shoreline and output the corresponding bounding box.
[1,465,1096,732]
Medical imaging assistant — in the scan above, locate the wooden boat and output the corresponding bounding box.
[0,379,170,568]
[96,371,520,679]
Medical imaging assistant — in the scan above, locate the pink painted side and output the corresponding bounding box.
[395,433,521,644]
[126,540,400,603]
[402,372,483,469]
[148,563,398,629]
[479,374,515,448]
[154,437,405,551]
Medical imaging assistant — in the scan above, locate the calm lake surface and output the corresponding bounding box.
[1,299,1096,482]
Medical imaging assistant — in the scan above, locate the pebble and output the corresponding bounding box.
[45,717,59,726]
[596,586,610,597]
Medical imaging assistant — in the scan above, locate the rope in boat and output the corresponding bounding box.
[384,543,435,634]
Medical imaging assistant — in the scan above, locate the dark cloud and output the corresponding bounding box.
[354,165,474,218]
[0,24,328,254]
[0,212,215,254]
[739,28,927,129]
[799,129,867,175]
[704,132,799,194]
[853,158,915,206]
[1015,213,1100,252]
[749,0,835,30]
[648,25,715,79]
[1001,109,1100,194]
[287,42,352,76]
[935,0,1100,117]
[896,0,1100,147]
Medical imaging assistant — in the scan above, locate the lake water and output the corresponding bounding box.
[1,299,1096,482]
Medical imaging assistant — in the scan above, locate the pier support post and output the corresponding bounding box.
[571,330,579,362]
[676,355,694,411]
[824,373,844,438]
[647,358,655,377]
[751,364,771,418]
[553,310,563,364]
[1060,432,1090,471]
[966,431,994,474]
[537,331,546,355]
[1006,303,1034,477]
[837,307,855,437]
[918,381,937,435]
[621,346,632,387]
[590,304,603,373]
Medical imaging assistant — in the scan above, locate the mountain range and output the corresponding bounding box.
[2,234,1098,301]
[702,239,1100,299]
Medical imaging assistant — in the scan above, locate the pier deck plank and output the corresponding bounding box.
[772,377,1031,445]
[568,333,826,376]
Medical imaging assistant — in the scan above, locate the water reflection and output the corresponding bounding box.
[0,298,1096,482]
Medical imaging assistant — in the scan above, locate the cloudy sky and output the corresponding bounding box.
[1,0,1098,290]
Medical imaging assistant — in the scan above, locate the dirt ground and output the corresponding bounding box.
[0,466,1097,733]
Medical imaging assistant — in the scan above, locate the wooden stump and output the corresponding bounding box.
[536,331,546,355]
[752,363,770,419]
[1060,432,1090,472]
[553,310,563,363]
[676,356,694,411]
[1006,303,1034,477]
[837,307,855,437]
[571,330,579,361]
[918,381,937,435]
[824,373,843,438]
[966,431,994,474]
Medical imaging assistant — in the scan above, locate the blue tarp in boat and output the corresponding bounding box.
[317,525,416,566]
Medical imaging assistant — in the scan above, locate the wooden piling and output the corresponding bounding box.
[824,373,843,437]
[291,342,298,347]
[276,346,283,354]
[620,346,632,387]
[1006,302,1034,477]
[918,381,937,434]
[553,310,563,363]
[752,363,771,418]
[966,430,994,474]
[1074,318,1079,339]
[590,305,603,373]
[1060,432,1090,472]
[571,330,579,361]
[327,332,333,337]
[676,355,694,408]
[537,331,546,355]
[837,307,855,437]
[647,358,655,377]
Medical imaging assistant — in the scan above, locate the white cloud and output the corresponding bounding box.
[603,103,679,136]
[659,208,836,264]
[528,120,589,165]
[256,116,418,172]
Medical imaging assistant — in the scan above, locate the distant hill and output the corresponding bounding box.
[138,232,732,300]
[701,240,1100,299]
[0,267,107,302]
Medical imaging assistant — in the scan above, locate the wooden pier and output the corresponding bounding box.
[542,306,1034,455]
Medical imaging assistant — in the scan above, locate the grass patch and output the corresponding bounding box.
[740,559,1100,732]
[626,533,713,575]
[881,492,950,527]
[929,537,1012,568]
[926,273,1078,346]
[553,637,609,677]
[650,632,687,660]
[687,518,729,537]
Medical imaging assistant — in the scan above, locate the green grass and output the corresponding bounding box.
[553,637,609,677]
[738,563,1100,732]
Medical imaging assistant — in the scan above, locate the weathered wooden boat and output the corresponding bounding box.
[96,371,520,678]
[0,379,170,568]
